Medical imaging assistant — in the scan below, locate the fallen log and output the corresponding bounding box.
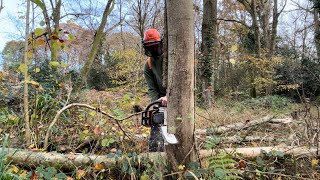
[195,116,293,135]
[199,145,318,159]
[215,135,276,144]
[2,145,317,170]
[3,148,165,170]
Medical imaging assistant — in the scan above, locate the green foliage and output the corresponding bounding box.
[0,72,22,117]
[31,0,45,10]
[2,40,25,75]
[87,49,112,90]
[203,135,221,149]
[31,59,64,95]
[0,107,20,126]
[239,32,255,54]
[101,137,116,147]
[107,49,145,91]
[274,45,320,100]
[240,95,292,110]
[217,95,293,114]
[26,166,67,180]
[140,154,169,179]
[29,93,67,125]
[242,150,288,179]
[0,134,22,180]
[207,154,242,180]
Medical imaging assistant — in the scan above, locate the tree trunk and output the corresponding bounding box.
[314,3,320,61]
[38,0,61,62]
[81,0,114,81]
[200,0,218,109]
[0,0,3,14]
[50,0,62,62]
[24,0,31,145]
[166,0,197,171]
[162,0,168,88]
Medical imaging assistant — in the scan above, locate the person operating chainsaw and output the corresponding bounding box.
[142,28,167,107]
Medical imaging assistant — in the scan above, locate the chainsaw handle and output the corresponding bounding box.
[145,100,162,111]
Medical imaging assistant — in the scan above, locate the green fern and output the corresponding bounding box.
[208,154,242,180]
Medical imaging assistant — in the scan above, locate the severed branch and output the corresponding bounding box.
[197,135,277,145]
[195,116,293,135]
[44,103,144,149]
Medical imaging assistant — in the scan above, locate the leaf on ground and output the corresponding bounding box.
[28,171,38,180]
[76,169,86,179]
[230,45,238,52]
[93,163,104,171]
[7,165,19,173]
[94,125,102,135]
[19,170,28,179]
[140,175,149,180]
[238,160,246,168]
[311,159,319,167]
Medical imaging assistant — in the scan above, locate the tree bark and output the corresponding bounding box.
[24,0,31,145]
[81,0,114,80]
[166,0,197,171]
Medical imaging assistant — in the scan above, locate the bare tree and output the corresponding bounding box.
[126,0,164,39]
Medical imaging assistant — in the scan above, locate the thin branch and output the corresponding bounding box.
[217,18,250,29]
[290,0,313,13]
[279,0,287,15]
[60,13,94,19]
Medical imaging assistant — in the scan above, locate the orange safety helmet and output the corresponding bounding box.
[142,29,162,46]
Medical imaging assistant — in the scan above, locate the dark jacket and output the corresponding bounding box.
[144,55,166,101]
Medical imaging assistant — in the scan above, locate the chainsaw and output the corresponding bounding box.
[141,100,178,145]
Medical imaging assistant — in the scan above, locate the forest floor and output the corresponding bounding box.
[1,89,320,179]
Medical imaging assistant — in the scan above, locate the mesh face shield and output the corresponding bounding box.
[143,42,163,57]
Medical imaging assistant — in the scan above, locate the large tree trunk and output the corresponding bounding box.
[81,0,114,81]
[166,0,197,171]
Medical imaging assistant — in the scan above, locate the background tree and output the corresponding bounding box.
[81,0,114,81]
[199,0,218,108]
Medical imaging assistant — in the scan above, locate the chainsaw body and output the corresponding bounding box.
[141,101,178,145]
